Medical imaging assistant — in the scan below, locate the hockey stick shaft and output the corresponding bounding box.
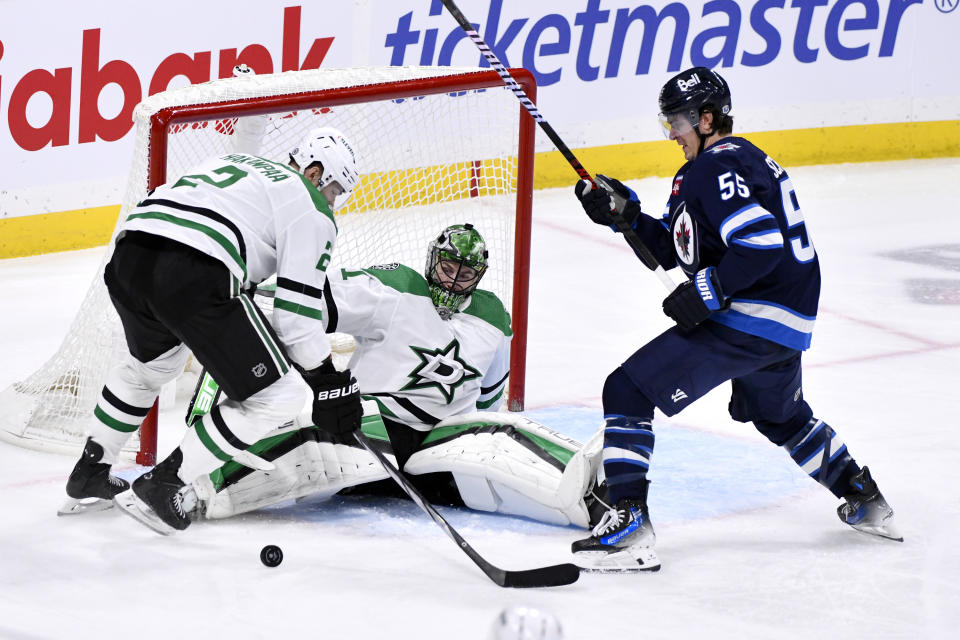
[353,429,580,588]
[440,0,675,291]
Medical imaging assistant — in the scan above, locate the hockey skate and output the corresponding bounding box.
[837,466,903,542]
[572,482,660,572]
[59,437,130,516]
[114,448,197,535]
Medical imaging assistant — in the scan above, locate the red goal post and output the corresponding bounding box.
[0,66,535,465]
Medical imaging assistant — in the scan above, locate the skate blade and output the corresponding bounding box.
[850,521,904,542]
[575,547,661,573]
[113,489,176,536]
[57,497,114,516]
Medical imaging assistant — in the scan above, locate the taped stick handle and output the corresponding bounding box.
[440,0,675,292]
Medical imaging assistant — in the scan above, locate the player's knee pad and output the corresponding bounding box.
[109,344,190,402]
[197,424,390,519]
[403,412,602,528]
[781,417,858,497]
[602,367,655,419]
[235,370,309,429]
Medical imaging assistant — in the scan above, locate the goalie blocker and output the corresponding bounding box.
[193,401,603,528]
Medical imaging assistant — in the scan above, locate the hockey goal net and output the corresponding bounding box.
[0,66,534,464]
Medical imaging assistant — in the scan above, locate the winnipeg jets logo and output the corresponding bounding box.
[671,204,697,267]
[675,220,691,260]
[401,338,481,404]
[672,175,683,195]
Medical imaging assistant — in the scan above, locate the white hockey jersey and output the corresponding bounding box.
[322,264,512,430]
[122,153,337,370]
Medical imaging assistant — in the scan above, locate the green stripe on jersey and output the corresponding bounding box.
[274,297,324,321]
[475,387,504,410]
[94,405,140,433]
[356,264,431,297]
[462,289,512,336]
[126,211,246,280]
[296,174,338,227]
[237,294,290,375]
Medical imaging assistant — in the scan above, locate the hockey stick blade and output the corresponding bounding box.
[354,430,579,588]
[494,563,581,588]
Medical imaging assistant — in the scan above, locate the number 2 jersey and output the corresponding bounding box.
[121,152,338,370]
[639,136,820,350]
[320,264,512,431]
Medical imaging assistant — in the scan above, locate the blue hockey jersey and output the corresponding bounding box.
[637,136,820,350]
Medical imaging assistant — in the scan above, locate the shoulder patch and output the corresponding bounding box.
[708,142,741,154]
[462,289,512,336]
[361,263,431,297]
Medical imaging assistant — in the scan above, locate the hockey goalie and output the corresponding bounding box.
[188,223,606,529]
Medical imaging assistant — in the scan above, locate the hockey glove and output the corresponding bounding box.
[300,360,362,438]
[574,175,641,231]
[662,267,727,331]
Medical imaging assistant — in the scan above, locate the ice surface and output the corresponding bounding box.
[1,159,958,639]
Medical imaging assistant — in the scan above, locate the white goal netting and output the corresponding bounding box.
[0,66,533,460]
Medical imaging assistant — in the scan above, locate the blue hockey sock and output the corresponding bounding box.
[602,416,655,504]
[782,417,859,497]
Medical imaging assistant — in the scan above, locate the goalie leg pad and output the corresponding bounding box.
[199,425,390,519]
[403,412,602,528]
[178,371,307,482]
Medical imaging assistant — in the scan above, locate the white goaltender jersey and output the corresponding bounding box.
[122,152,338,370]
[321,264,512,430]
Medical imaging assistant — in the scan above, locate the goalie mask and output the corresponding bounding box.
[425,224,488,319]
[289,127,360,211]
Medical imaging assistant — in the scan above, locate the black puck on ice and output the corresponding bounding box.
[260,545,283,567]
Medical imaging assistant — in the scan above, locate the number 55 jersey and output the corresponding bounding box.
[661,137,821,350]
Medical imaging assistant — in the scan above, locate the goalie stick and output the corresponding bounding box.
[353,429,581,588]
[439,0,675,292]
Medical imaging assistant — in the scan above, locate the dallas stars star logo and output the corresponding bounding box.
[401,338,481,404]
[675,219,691,260]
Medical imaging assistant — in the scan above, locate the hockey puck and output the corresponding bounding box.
[260,545,283,567]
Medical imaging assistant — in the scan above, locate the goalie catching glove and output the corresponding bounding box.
[299,358,362,438]
[574,175,642,232]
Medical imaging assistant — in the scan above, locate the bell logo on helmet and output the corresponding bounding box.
[677,74,700,92]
